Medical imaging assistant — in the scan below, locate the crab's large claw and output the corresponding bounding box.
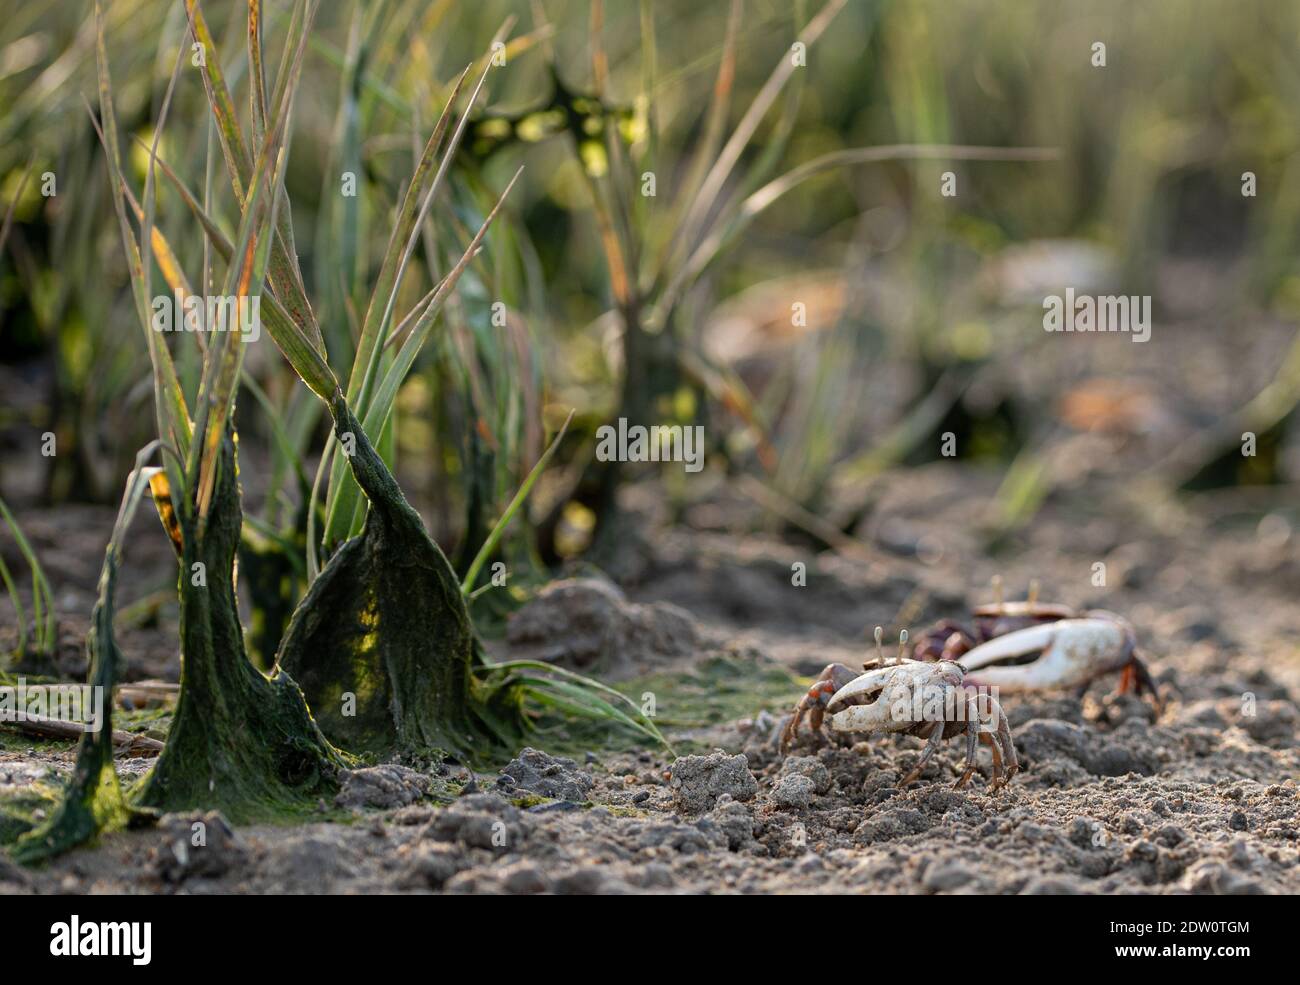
[960,613,1160,709]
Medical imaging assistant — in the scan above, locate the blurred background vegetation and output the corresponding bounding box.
[2,0,1299,651]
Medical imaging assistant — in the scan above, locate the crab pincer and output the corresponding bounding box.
[957,611,1162,711]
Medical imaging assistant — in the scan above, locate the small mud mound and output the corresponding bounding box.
[505,577,700,675]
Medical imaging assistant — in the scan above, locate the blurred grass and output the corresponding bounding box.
[1,0,1298,556]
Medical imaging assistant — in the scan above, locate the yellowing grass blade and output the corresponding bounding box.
[186,0,326,357]
[190,0,317,525]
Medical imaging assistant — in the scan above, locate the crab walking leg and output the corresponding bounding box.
[955,703,980,789]
[956,722,977,790]
[988,700,1019,792]
[1117,652,1163,710]
[900,718,949,787]
[981,732,1003,788]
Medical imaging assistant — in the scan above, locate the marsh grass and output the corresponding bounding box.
[0,495,56,662]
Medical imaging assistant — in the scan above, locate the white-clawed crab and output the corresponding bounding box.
[781,593,1159,790]
[957,610,1158,705]
[781,629,1019,791]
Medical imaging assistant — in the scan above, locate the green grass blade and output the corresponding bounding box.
[673,0,846,269]
[662,143,1060,323]
[247,0,269,147]
[187,0,325,357]
[189,0,316,524]
[0,496,55,655]
[487,660,674,754]
[0,157,35,260]
[325,163,523,549]
[123,136,338,399]
[346,62,476,415]
[92,1,191,498]
[354,166,524,466]
[462,409,572,595]
[0,552,28,659]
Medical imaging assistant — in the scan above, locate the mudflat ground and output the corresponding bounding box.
[2,437,1298,894]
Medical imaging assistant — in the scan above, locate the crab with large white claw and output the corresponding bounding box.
[780,604,1158,791]
[822,657,1020,792]
[780,629,1019,792]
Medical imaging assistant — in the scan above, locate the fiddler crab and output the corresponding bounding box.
[781,580,1161,792]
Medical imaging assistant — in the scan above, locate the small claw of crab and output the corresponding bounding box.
[781,663,860,752]
[959,614,1156,705]
[826,660,965,732]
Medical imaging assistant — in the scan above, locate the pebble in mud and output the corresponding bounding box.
[669,750,759,814]
[497,747,594,802]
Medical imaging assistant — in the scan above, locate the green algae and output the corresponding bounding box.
[276,396,528,761]
[7,450,159,863]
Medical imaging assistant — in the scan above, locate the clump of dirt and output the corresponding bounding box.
[335,766,433,811]
[668,750,759,814]
[503,577,700,676]
[496,748,594,802]
[150,812,246,883]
